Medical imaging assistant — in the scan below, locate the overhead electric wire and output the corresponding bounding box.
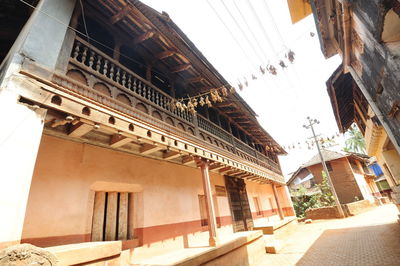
[205,0,259,72]
[220,0,267,63]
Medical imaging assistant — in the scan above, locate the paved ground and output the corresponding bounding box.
[259,204,400,266]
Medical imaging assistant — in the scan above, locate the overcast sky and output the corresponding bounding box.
[142,0,343,178]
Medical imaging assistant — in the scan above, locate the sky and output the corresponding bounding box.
[141,0,344,179]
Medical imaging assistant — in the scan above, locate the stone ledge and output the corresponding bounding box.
[253,216,297,235]
[132,231,264,266]
[45,241,121,265]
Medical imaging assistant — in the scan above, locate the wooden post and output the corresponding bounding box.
[146,64,152,82]
[197,158,219,246]
[272,183,284,220]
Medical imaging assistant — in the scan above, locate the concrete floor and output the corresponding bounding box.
[259,204,400,266]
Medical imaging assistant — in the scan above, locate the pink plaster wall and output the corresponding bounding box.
[20,135,285,257]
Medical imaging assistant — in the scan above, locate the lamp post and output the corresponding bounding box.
[303,117,345,218]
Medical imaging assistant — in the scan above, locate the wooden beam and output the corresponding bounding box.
[155,50,176,60]
[134,31,155,44]
[140,143,162,155]
[110,134,132,148]
[163,150,181,160]
[354,100,367,124]
[171,63,192,73]
[227,170,242,176]
[182,155,195,165]
[68,122,93,138]
[188,76,205,84]
[209,163,225,171]
[110,5,131,24]
[219,167,232,174]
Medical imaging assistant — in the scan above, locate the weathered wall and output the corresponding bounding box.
[19,135,281,259]
[305,206,339,220]
[307,158,363,204]
[0,89,46,249]
[351,1,400,149]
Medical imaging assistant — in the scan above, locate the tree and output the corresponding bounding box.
[291,171,336,218]
[344,125,366,154]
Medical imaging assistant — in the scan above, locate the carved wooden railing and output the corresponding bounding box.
[234,138,256,157]
[67,37,282,176]
[71,37,193,123]
[197,115,233,144]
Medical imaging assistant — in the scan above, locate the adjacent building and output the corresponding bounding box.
[287,0,400,211]
[287,150,381,204]
[0,0,294,264]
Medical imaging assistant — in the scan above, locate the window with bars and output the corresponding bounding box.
[91,191,134,241]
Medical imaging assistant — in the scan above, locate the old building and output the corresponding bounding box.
[287,0,400,211]
[0,0,294,264]
[287,150,381,204]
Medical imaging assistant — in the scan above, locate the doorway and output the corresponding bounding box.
[224,176,253,232]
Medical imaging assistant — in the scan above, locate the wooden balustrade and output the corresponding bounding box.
[197,115,233,143]
[67,37,282,176]
[71,37,193,123]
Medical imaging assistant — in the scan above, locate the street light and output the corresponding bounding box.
[303,117,345,218]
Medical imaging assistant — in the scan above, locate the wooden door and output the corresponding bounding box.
[225,176,253,232]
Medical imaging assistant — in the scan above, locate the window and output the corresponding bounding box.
[326,162,333,172]
[91,191,134,241]
[253,197,262,216]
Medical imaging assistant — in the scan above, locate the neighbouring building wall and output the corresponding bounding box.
[350,1,400,149]
[307,158,363,204]
[353,173,374,202]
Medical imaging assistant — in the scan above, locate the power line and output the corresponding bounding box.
[205,0,259,72]
[220,0,268,63]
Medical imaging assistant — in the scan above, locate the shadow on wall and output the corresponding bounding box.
[295,223,400,266]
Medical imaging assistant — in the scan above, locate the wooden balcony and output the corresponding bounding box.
[52,37,282,178]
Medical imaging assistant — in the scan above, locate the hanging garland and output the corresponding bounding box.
[170,85,236,115]
[281,132,342,151]
[237,49,296,89]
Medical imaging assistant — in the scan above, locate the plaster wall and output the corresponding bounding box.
[0,89,46,249]
[353,173,374,202]
[19,135,280,258]
[245,181,280,222]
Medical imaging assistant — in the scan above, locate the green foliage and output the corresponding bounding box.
[315,171,336,206]
[344,125,366,154]
[291,171,335,218]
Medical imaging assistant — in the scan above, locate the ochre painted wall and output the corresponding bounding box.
[20,135,291,258]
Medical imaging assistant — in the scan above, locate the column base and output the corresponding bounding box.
[209,236,219,247]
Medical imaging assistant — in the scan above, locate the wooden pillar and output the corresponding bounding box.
[272,183,284,220]
[146,64,152,82]
[197,158,219,246]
